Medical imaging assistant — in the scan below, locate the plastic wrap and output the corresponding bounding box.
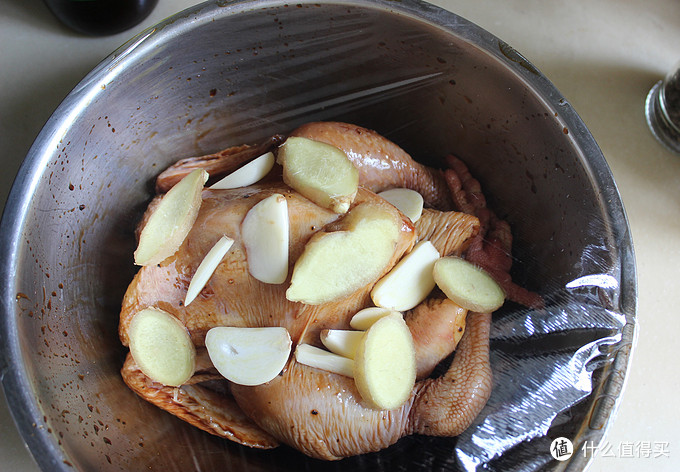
[458,282,632,470]
[0,1,636,471]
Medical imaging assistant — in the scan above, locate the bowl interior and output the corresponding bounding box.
[1,1,635,471]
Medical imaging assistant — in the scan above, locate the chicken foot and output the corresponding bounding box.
[408,311,492,437]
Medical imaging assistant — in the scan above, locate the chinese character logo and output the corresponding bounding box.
[580,439,671,459]
[550,437,574,461]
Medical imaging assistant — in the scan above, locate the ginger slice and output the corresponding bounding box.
[277,136,358,213]
[433,256,505,313]
[353,313,416,410]
[128,307,196,387]
[286,203,400,305]
[134,168,208,266]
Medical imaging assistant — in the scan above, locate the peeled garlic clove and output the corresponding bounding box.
[295,344,355,378]
[350,306,398,330]
[320,329,364,359]
[371,240,440,311]
[184,235,235,306]
[209,152,275,189]
[205,326,292,386]
[128,307,196,387]
[378,188,424,222]
[134,168,208,266]
[241,193,289,284]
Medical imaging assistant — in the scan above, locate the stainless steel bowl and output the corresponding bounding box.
[0,0,636,470]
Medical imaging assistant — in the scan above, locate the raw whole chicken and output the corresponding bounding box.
[119,122,539,460]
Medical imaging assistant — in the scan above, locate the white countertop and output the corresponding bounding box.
[1,0,679,470]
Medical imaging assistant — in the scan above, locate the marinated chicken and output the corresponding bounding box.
[119,122,537,460]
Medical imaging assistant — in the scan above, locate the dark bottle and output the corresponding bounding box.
[43,0,159,36]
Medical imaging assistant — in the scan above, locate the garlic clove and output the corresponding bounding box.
[241,193,289,284]
[209,152,275,189]
[294,344,355,378]
[205,326,292,386]
[371,240,440,311]
[320,329,365,359]
[349,306,399,330]
[378,188,424,222]
[184,235,235,306]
